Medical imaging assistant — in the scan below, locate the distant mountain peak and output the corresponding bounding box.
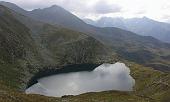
[141,16,154,21]
[0,1,27,15]
[0,1,9,4]
[0,1,17,9]
[50,5,60,8]
[44,5,65,11]
[142,16,150,19]
[0,1,20,8]
[84,16,170,43]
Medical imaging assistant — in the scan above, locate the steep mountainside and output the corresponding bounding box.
[0,5,43,89]
[0,5,113,91]
[0,1,88,31]
[1,2,170,71]
[29,5,88,30]
[0,2,169,102]
[0,1,28,15]
[84,17,170,43]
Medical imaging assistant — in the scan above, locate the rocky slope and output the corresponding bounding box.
[0,5,114,91]
[0,2,169,102]
[1,2,169,71]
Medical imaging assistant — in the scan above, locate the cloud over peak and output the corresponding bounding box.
[94,1,122,14]
[1,0,170,22]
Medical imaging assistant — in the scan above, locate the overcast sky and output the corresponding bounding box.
[1,0,170,22]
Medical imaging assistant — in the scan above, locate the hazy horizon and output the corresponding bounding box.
[0,0,170,23]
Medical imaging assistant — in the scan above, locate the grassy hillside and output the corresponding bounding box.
[0,5,44,89]
[0,5,115,91]
[96,27,170,71]
[1,2,170,71]
[0,3,169,102]
[0,62,169,102]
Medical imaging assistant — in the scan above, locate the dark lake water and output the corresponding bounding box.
[26,62,135,97]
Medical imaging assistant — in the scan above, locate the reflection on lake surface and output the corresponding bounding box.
[26,62,135,97]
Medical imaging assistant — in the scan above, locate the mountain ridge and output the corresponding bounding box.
[84,17,170,43]
[0,4,114,91]
[0,2,170,102]
[1,2,170,71]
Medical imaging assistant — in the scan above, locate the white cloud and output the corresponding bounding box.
[1,0,170,22]
[94,0,122,14]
